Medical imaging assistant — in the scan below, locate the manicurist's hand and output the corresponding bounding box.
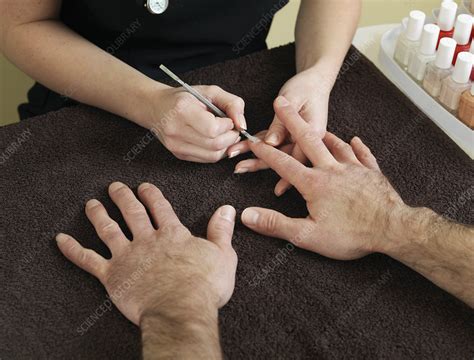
[241,96,404,261]
[228,67,331,195]
[142,85,247,163]
[56,182,238,328]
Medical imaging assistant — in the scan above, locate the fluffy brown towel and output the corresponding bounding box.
[0,44,473,359]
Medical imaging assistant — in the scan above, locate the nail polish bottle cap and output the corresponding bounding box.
[453,14,473,45]
[452,52,473,83]
[438,1,458,31]
[435,37,457,68]
[420,24,441,55]
[405,10,426,41]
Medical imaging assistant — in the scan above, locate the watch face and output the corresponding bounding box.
[147,0,169,14]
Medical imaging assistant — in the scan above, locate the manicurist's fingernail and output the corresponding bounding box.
[265,133,279,146]
[56,233,69,244]
[220,205,236,222]
[238,115,247,130]
[229,151,240,159]
[234,168,248,174]
[242,209,259,226]
[275,96,290,107]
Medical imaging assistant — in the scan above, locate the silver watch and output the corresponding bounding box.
[144,0,169,14]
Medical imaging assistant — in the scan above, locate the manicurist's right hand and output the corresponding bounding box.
[241,96,408,260]
[143,85,247,163]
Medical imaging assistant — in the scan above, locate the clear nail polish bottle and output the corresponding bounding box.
[439,52,474,112]
[423,37,456,97]
[458,84,474,128]
[408,24,440,82]
[394,10,426,69]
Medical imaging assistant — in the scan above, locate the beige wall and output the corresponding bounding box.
[0,0,441,126]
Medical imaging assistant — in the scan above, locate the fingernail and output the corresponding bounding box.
[234,168,248,174]
[220,205,236,222]
[56,233,69,244]
[238,115,247,130]
[109,182,125,192]
[265,133,279,146]
[242,208,259,225]
[234,136,242,144]
[139,183,151,192]
[229,150,240,159]
[86,199,101,209]
[275,96,290,107]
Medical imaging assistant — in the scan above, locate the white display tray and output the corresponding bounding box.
[379,26,474,159]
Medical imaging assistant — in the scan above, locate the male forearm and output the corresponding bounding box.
[295,0,361,83]
[1,20,166,127]
[140,298,222,360]
[382,207,474,307]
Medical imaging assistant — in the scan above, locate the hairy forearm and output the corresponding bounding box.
[382,207,474,307]
[1,20,166,127]
[295,0,361,83]
[140,297,222,360]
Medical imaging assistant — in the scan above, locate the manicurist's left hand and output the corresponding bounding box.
[227,67,332,196]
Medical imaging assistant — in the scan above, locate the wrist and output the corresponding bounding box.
[130,79,171,130]
[376,205,436,258]
[140,295,220,360]
[300,62,338,95]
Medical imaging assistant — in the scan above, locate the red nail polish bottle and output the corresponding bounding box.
[452,15,473,65]
[437,1,457,49]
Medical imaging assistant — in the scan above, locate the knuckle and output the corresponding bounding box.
[299,130,320,144]
[206,125,221,139]
[334,140,351,152]
[125,203,145,216]
[207,85,221,94]
[99,221,120,239]
[262,212,279,233]
[174,96,191,115]
[209,137,225,150]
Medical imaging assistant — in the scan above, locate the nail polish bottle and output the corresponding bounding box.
[423,38,457,97]
[437,1,458,48]
[458,84,474,128]
[452,14,473,65]
[394,10,426,69]
[439,52,473,112]
[408,24,441,82]
[470,41,474,81]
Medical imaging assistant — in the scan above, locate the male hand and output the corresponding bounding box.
[56,182,238,325]
[145,85,247,163]
[228,68,331,195]
[241,96,406,260]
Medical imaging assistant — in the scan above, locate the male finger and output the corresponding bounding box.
[350,137,380,171]
[249,141,311,194]
[323,132,360,164]
[137,183,182,228]
[274,144,308,196]
[56,233,108,281]
[234,144,294,174]
[274,96,336,168]
[241,207,309,243]
[207,205,236,250]
[108,182,154,237]
[85,199,129,254]
[227,130,267,159]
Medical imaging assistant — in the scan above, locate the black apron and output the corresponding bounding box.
[19,0,288,120]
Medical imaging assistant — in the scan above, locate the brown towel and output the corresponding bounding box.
[0,44,473,359]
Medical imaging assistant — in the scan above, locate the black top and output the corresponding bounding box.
[19,0,288,120]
